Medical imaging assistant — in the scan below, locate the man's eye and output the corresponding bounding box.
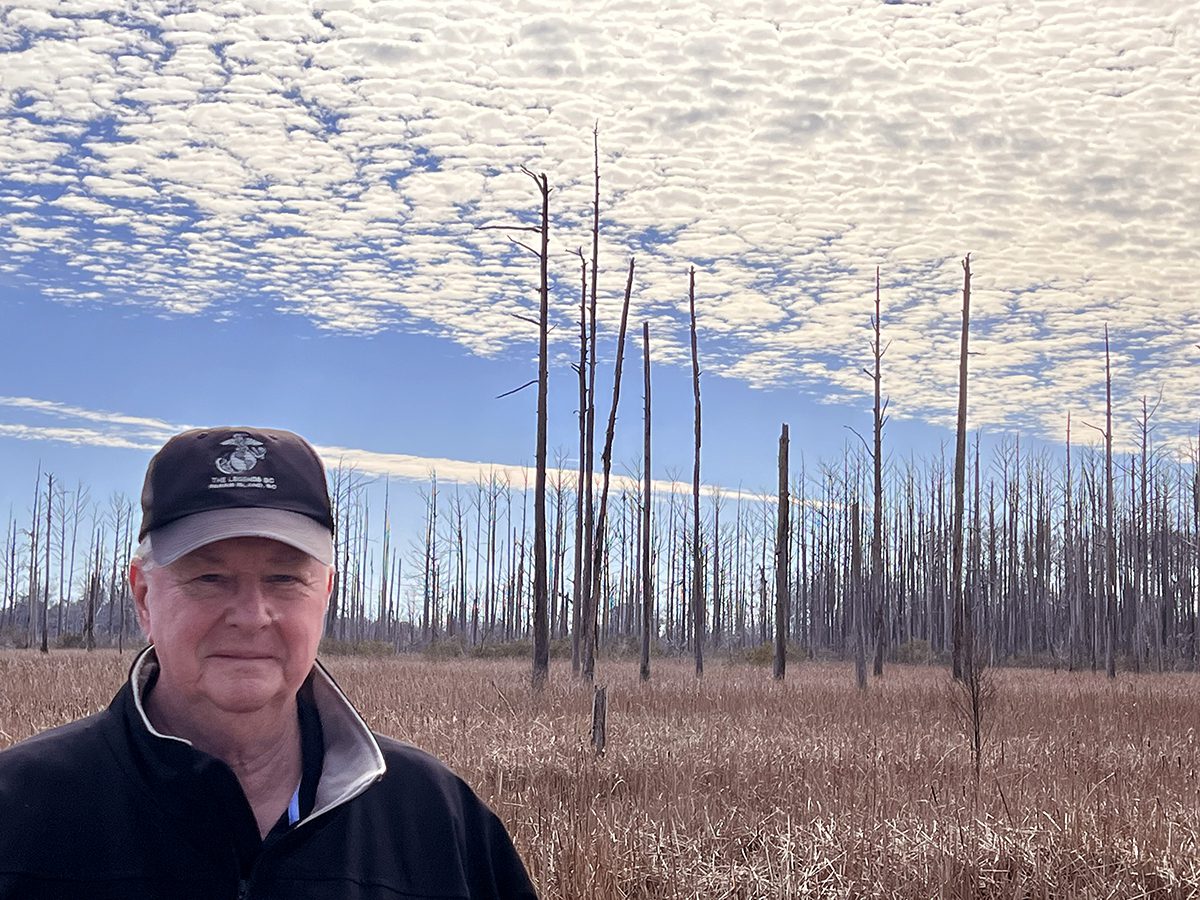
[266,574,301,584]
[195,574,225,584]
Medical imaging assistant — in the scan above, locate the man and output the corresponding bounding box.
[0,426,538,900]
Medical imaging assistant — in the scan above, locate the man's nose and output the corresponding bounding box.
[225,581,275,628]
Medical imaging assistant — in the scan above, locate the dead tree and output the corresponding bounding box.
[421,473,438,643]
[479,166,552,680]
[40,472,53,654]
[1104,326,1118,679]
[774,423,790,680]
[1137,392,1163,672]
[25,462,42,647]
[583,258,635,681]
[528,167,551,689]
[869,266,890,676]
[640,321,653,682]
[950,619,996,781]
[688,266,704,677]
[579,127,602,678]
[1064,413,1077,669]
[377,479,391,642]
[571,248,588,673]
[852,498,867,690]
[950,254,972,680]
[1,512,15,632]
[83,523,101,651]
[711,490,723,647]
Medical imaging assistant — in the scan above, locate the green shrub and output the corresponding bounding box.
[894,639,935,665]
[318,637,395,657]
[421,640,467,661]
[723,641,806,666]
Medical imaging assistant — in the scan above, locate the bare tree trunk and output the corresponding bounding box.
[1104,325,1118,679]
[105,494,122,642]
[852,499,867,690]
[55,482,66,638]
[1065,413,1077,670]
[711,492,722,647]
[84,525,100,651]
[25,462,42,647]
[117,500,132,653]
[774,423,790,680]
[951,254,972,680]
[528,167,552,689]
[688,266,704,677]
[583,258,635,681]
[40,472,53,654]
[377,480,391,643]
[640,321,653,682]
[579,126,601,678]
[2,513,14,631]
[325,466,343,639]
[1138,394,1163,673]
[422,475,438,643]
[551,466,566,642]
[870,266,889,677]
[572,250,588,673]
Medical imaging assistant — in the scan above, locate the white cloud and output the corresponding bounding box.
[0,0,1198,450]
[0,396,771,500]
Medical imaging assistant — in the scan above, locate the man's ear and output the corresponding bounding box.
[129,561,154,640]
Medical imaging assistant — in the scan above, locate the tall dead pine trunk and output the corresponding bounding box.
[1104,325,1118,679]
[584,258,635,682]
[528,167,551,689]
[773,423,790,680]
[640,322,653,682]
[25,462,41,647]
[40,472,53,654]
[688,266,704,677]
[870,266,888,677]
[571,249,588,674]
[950,254,972,681]
[852,499,867,690]
[579,126,601,678]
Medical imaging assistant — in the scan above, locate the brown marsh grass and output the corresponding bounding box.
[2,650,1199,898]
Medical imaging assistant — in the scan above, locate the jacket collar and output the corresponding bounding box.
[128,646,387,826]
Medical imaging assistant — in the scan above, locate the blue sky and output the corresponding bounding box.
[1,0,1196,533]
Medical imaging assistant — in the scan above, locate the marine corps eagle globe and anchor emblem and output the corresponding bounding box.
[215,433,267,475]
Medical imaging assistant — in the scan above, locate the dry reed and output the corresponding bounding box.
[2,650,1198,898]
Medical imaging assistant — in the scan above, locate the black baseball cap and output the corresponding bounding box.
[138,427,335,567]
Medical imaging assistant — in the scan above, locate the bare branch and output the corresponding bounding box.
[844,424,873,459]
[496,379,537,399]
[509,236,541,257]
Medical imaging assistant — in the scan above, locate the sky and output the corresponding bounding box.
[1,0,1197,532]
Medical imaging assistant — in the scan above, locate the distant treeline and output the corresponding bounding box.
[3,430,1198,674]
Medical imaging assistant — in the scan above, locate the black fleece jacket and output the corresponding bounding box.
[0,651,538,900]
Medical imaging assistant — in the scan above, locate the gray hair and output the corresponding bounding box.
[130,537,157,574]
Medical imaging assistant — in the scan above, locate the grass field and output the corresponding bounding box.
[2,650,1199,898]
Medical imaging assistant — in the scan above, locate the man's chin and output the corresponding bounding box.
[201,666,289,714]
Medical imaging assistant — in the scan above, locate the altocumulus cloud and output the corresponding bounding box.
[1,0,1197,450]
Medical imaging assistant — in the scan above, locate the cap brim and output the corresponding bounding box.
[146,508,334,567]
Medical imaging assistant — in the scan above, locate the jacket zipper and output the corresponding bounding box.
[234,770,385,899]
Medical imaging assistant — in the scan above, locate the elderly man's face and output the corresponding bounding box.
[132,537,333,717]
